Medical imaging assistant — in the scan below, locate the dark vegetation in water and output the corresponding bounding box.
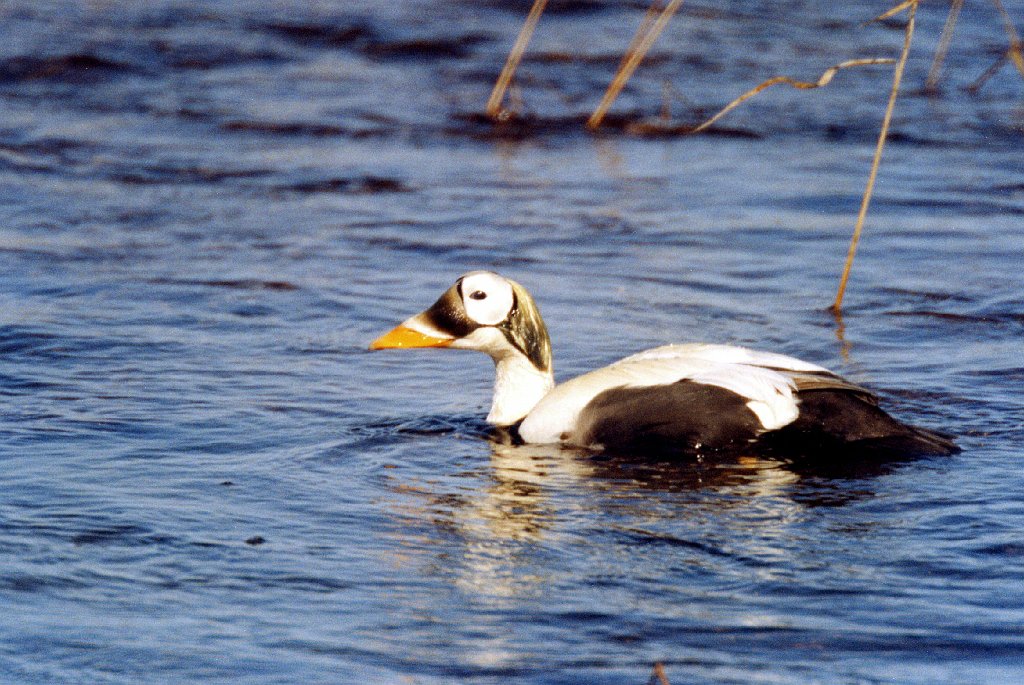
[259,18,494,60]
[220,120,352,137]
[148,278,300,291]
[277,176,411,194]
[0,54,134,83]
[258,19,376,48]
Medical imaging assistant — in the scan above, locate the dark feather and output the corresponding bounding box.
[765,389,959,457]
[424,282,476,338]
[571,380,763,455]
[500,280,552,373]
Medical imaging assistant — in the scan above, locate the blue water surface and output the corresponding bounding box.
[1,1,1023,683]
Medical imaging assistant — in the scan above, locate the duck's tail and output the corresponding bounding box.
[783,388,961,457]
[856,423,961,457]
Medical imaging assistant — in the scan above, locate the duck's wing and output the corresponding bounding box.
[517,344,819,446]
[620,345,875,399]
[782,369,877,400]
[566,378,769,453]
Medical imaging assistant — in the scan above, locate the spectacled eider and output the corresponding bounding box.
[369,271,958,457]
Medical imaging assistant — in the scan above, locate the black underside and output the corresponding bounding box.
[569,380,958,459]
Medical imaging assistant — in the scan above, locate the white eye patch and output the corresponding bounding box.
[460,271,514,326]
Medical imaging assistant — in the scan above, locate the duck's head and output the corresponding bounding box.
[369,271,552,375]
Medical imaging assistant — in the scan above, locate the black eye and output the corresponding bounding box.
[469,290,487,300]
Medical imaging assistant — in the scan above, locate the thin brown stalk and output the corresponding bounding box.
[647,662,671,685]
[874,0,915,23]
[1011,42,1024,76]
[924,0,964,92]
[486,0,548,120]
[586,0,686,130]
[967,51,1009,92]
[688,59,894,134]
[968,0,1024,91]
[619,0,665,76]
[831,1,918,314]
[991,0,1024,77]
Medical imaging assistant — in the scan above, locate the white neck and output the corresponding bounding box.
[486,354,555,426]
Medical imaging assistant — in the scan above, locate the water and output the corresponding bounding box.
[1,1,1023,683]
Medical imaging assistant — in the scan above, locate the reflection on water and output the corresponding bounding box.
[380,443,591,602]
[382,437,908,610]
[476,443,590,540]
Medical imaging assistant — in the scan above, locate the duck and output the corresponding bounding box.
[369,271,959,457]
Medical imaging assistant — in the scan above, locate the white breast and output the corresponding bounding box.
[517,344,829,444]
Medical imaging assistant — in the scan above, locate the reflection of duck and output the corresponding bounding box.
[370,271,958,457]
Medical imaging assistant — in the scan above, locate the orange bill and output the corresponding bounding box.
[369,325,452,350]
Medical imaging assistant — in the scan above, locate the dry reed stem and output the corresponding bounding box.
[967,51,1009,92]
[1009,44,1024,75]
[586,0,686,130]
[925,0,964,92]
[486,0,548,120]
[648,661,671,685]
[874,0,915,23]
[992,0,1024,77]
[687,59,895,134]
[969,0,1024,91]
[618,0,665,77]
[831,0,917,314]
